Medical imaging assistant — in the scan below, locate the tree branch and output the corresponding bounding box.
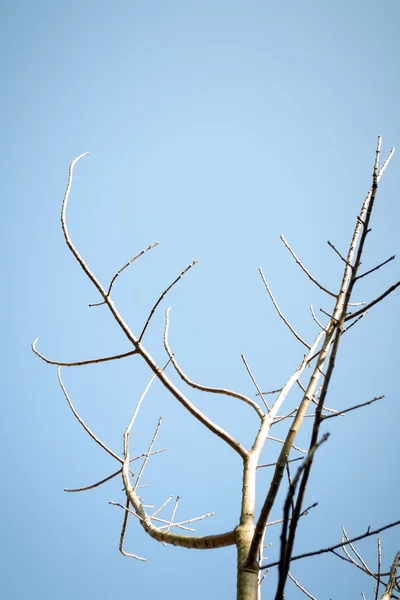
[280,234,336,297]
[164,307,264,419]
[258,267,311,349]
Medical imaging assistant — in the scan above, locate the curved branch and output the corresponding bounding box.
[58,154,247,459]
[164,308,264,419]
[32,338,137,367]
[121,458,236,550]
[57,366,123,464]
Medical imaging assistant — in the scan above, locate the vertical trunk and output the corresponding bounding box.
[236,520,259,600]
[236,454,259,600]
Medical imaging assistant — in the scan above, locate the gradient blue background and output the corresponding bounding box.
[1,1,399,598]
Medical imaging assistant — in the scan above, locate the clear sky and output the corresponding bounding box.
[1,1,399,598]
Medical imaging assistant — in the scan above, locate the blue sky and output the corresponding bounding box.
[1,1,399,598]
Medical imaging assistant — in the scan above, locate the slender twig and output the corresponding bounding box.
[342,311,368,333]
[345,281,400,321]
[257,388,282,396]
[310,304,328,332]
[280,234,336,297]
[89,242,160,306]
[150,496,174,519]
[258,267,311,349]
[139,261,198,342]
[268,435,307,454]
[32,339,137,367]
[241,354,270,411]
[379,147,396,178]
[57,366,122,463]
[355,256,395,282]
[288,572,317,600]
[375,538,382,600]
[258,457,303,469]
[156,512,214,530]
[272,408,298,425]
[322,395,384,420]
[166,496,180,533]
[320,307,336,320]
[164,308,264,418]
[261,520,400,569]
[327,240,352,266]
[64,468,122,492]
[133,417,163,491]
[267,503,318,527]
[341,528,373,576]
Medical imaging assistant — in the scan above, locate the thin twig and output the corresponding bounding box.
[344,281,400,321]
[167,496,180,533]
[267,435,307,454]
[32,339,137,367]
[310,305,328,332]
[241,354,270,411]
[64,468,122,492]
[258,267,311,349]
[258,457,303,469]
[280,234,336,297]
[342,311,368,333]
[288,572,317,600]
[327,240,352,265]
[322,395,384,420]
[150,496,174,519]
[375,538,382,600]
[257,388,282,396]
[139,261,198,342]
[89,242,160,306]
[355,256,395,282]
[57,366,122,463]
[133,417,163,491]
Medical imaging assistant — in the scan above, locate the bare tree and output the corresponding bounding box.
[33,137,399,599]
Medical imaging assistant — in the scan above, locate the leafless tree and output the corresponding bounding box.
[33,137,399,599]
